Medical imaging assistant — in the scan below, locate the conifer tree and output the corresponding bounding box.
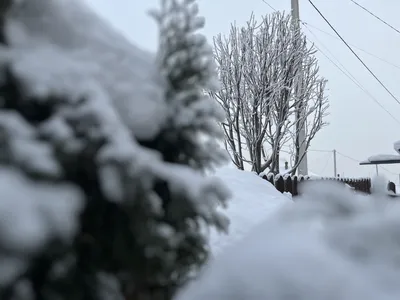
[0,0,228,299]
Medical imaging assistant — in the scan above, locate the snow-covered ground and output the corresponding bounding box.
[209,166,291,255]
[177,178,400,300]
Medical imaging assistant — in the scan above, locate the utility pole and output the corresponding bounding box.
[291,0,308,175]
[333,149,337,177]
[291,0,300,22]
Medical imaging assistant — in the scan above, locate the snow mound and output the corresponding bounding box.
[177,179,400,300]
[208,166,291,255]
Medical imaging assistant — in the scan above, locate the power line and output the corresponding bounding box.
[264,0,400,70]
[350,0,400,36]
[260,0,400,124]
[309,149,332,153]
[304,25,361,85]
[257,0,400,178]
[336,151,360,163]
[263,0,400,70]
[310,149,399,175]
[334,151,398,176]
[302,24,400,125]
[308,0,400,106]
[302,22,400,71]
[262,0,277,11]
[379,166,398,176]
[321,150,399,176]
[319,152,332,173]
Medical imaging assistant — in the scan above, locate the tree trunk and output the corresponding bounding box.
[275,150,280,174]
[234,110,244,170]
[254,140,263,173]
[225,124,240,169]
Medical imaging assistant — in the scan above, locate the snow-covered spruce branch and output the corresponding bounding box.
[0,0,230,299]
[151,0,227,171]
[0,0,11,43]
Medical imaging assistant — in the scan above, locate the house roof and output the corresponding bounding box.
[359,154,400,165]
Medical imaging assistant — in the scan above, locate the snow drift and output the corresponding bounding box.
[176,179,400,300]
[209,167,291,255]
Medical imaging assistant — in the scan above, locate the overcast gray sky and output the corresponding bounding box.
[87,0,400,183]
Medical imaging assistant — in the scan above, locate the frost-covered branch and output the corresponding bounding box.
[211,11,328,174]
[289,57,329,175]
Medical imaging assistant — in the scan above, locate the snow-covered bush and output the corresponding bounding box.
[176,179,400,300]
[0,0,228,299]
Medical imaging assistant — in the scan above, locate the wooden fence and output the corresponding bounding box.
[260,173,372,196]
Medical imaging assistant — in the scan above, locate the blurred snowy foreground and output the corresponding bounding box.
[177,173,400,300]
[0,0,229,293]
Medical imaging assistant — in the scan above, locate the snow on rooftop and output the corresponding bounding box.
[4,0,166,140]
[360,154,400,165]
[368,154,400,161]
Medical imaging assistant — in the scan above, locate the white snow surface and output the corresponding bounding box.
[176,179,400,300]
[361,154,400,163]
[3,0,166,140]
[208,166,291,255]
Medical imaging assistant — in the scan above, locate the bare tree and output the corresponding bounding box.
[210,11,328,174]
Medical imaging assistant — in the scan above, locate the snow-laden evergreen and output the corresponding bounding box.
[150,0,226,170]
[0,0,229,299]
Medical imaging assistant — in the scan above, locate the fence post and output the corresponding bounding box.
[293,176,298,196]
[368,178,371,193]
[263,173,374,197]
[275,176,285,193]
[267,173,274,186]
[388,181,396,194]
[285,176,293,194]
